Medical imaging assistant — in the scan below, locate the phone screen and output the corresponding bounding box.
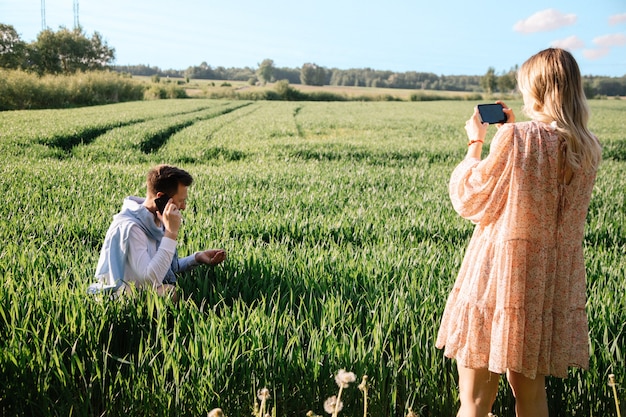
[155,194,169,213]
[477,104,507,124]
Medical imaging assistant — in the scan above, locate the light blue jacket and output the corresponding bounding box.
[88,196,197,295]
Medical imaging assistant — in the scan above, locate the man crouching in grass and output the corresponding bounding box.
[88,164,226,301]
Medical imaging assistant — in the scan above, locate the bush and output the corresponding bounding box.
[409,92,448,101]
[464,93,484,101]
[0,69,145,110]
[143,83,187,100]
[274,80,305,100]
[143,84,166,100]
[0,70,39,110]
[307,91,347,101]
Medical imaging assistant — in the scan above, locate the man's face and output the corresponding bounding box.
[170,184,189,211]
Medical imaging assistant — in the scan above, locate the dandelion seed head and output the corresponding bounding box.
[207,408,224,417]
[358,374,368,391]
[334,369,356,388]
[323,396,343,414]
[608,374,617,387]
[257,387,271,401]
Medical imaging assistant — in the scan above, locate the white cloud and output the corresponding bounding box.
[551,35,585,50]
[513,9,577,33]
[583,48,610,60]
[581,33,626,61]
[609,13,626,26]
[593,33,626,48]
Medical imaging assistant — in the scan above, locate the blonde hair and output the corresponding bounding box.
[517,48,602,171]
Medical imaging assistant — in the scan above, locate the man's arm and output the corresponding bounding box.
[172,249,226,274]
[126,225,177,287]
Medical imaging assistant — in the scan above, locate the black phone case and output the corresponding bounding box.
[477,104,507,124]
[155,195,169,213]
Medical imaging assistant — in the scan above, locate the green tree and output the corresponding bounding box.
[481,67,497,94]
[0,23,26,69]
[583,81,596,98]
[29,26,115,75]
[185,61,216,80]
[595,77,626,96]
[497,67,517,93]
[256,59,275,84]
[300,63,326,86]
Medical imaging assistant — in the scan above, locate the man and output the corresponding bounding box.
[88,164,226,300]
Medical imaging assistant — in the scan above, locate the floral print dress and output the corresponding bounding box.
[435,120,598,379]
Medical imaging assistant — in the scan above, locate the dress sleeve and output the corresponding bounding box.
[449,124,515,224]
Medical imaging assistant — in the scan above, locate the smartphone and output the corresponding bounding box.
[154,194,170,214]
[477,103,507,124]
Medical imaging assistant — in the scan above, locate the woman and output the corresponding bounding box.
[435,48,602,417]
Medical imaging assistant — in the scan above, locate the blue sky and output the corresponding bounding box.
[2,0,625,76]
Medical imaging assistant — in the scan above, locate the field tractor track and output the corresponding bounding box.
[205,103,261,142]
[139,102,254,154]
[293,105,305,138]
[42,103,240,153]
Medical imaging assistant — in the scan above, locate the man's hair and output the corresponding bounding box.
[146,164,193,196]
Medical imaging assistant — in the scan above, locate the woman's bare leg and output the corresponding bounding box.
[456,365,500,417]
[506,370,548,417]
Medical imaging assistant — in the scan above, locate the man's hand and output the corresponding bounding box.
[159,198,182,240]
[195,249,227,266]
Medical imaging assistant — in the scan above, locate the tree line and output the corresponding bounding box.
[2,23,625,97]
[116,59,626,97]
[115,60,491,93]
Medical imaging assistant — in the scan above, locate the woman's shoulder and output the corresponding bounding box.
[508,120,560,143]
[514,120,554,133]
[491,121,554,150]
[491,122,516,145]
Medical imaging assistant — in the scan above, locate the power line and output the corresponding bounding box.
[73,0,80,28]
[41,0,46,30]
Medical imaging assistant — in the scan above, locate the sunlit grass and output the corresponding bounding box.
[0,99,624,416]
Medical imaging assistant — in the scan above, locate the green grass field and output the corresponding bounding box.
[133,76,484,101]
[0,99,624,417]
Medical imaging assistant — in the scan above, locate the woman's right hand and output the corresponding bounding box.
[496,100,515,127]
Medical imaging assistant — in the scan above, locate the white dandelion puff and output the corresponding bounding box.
[324,396,343,415]
[257,388,270,401]
[334,369,356,388]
